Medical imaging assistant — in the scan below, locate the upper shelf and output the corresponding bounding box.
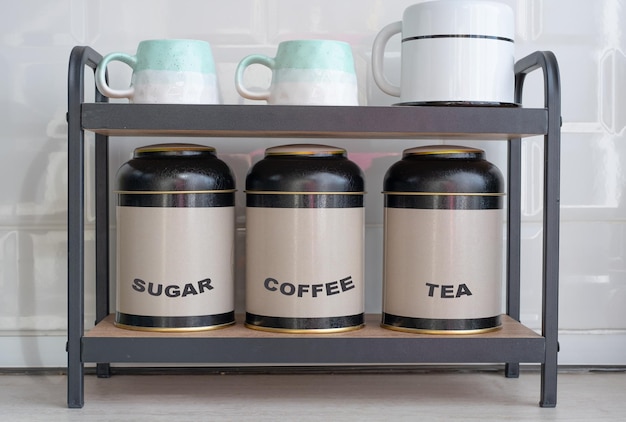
[80,103,548,140]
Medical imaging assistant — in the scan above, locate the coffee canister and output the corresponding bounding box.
[115,143,236,331]
[382,145,504,333]
[245,144,365,333]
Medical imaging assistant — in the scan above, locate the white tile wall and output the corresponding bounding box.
[1,0,625,366]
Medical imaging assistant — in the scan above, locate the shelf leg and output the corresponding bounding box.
[540,362,557,407]
[505,137,522,379]
[504,363,520,378]
[95,135,109,316]
[67,87,85,408]
[539,99,560,409]
[512,50,561,408]
[539,51,561,408]
[97,363,112,378]
[67,360,84,408]
[95,133,111,376]
[67,45,104,408]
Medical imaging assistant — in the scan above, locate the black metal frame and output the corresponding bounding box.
[67,46,560,408]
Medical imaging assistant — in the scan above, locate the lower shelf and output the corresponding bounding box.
[82,314,545,365]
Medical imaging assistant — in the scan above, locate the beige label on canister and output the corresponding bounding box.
[246,207,364,318]
[116,206,234,317]
[383,208,503,319]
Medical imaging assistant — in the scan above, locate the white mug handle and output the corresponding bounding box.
[371,21,402,98]
[235,54,275,101]
[95,52,137,99]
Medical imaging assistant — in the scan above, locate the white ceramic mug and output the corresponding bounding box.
[235,40,359,105]
[95,39,219,104]
[372,0,515,105]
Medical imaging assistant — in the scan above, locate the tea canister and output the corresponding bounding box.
[382,145,505,333]
[245,144,365,333]
[115,143,236,331]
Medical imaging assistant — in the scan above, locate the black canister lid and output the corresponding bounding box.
[133,143,217,158]
[384,145,504,194]
[264,144,347,158]
[116,143,236,192]
[402,145,484,160]
[246,144,365,193]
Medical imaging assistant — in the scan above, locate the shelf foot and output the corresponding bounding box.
[67,361,84,409]
[96,363,111,378]
[504,362,519,378]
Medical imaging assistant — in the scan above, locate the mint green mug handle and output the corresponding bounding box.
[235,54,276,101]
[95,52,138,99]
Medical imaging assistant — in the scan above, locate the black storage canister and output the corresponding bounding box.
[115,143,236,331]
[382,145,505,333]
[245,144,365,333]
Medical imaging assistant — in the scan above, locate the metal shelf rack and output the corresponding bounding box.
[67,46,561,408]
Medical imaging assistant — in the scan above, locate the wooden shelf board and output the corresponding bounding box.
[86,314,540,339]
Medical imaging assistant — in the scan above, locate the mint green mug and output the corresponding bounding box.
[95,39,219,104]
[235,40,358,105]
